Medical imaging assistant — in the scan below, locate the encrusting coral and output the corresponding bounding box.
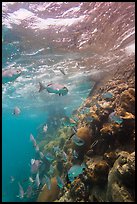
[73,126,92,158]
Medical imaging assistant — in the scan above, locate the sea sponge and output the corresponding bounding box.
[94,160,109,177]
[73,126,92,156]
[120,88,135,114]
[37,177,60,202]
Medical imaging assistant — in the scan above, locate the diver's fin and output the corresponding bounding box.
[39,82,46,92]
[59,93,61,96]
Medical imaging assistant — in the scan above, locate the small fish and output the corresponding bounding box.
[43,124,48,133]
[13,106,21,115]
[35,172,40,188]
[45,153,54,162]
[73,150,79,159]
[39,82,68,96]
[44,175,51,190]
[31,159,42,174]
[35,145,39,152]
[102,92,113,99]
[53,146,60,154]
[85,116,94,123]
[17,182,24,199]
[31,159,35,165]
[109,112,123,124]
[39,151,44,159]
[35,159,42,166]
[26,185,33,198]
[95,102,101,108]
[59,68,66,75]
[80,107,90,114]
[29,177,34,183]
[63,120,76,127]
[56,176,64,189]
[10,176,15,183]
[2,69,21,84]
[72,135,85,146]
[46,83,68,96]
[48,165,54,176]
[30,134,37,147]
[62,151,68,162]
[68,163,86,182]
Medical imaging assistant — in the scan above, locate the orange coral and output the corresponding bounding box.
[73,126,92,156]
[100,123,120,136]
[37,177,60,202]
[120,88,135,114]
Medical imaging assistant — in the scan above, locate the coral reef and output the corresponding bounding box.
[36,61,135,202]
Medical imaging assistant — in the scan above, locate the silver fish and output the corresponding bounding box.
[43,124,48,133]
[35,172,40,188]
[39,151,44,159]
[31,159,35,165]
[2,69,21,77]
[30,134,37,147]
[35,145,39,152]
[29,177,34,183]
[62,151,68,162]
[13,106,21,115]
[2,69,21,84]
[17,182,24,199]
[10,176,15,183]
[73,150,79,159]
[31,159,41,174]
[44,175,51,190]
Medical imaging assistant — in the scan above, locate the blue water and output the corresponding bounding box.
[2,109,48,202]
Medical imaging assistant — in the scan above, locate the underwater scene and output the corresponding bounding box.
[2,2,135,202]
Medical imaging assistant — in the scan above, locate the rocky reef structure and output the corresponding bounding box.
[53,57,135,202]
[106,151,135,202]
[35,57,135,202]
